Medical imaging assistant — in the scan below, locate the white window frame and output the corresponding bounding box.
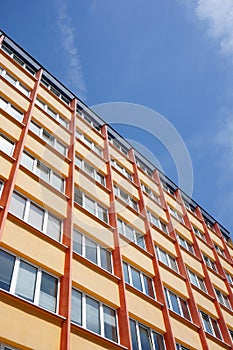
[0,248,59,313]
[0,66,30,97]
[21,151,65,192]
[35,98,68,128]
[214,288,232,310]
[129,318,165,350]
[168,205,184,224]
[76,131,103,157]
[225,271,233,284]
[0,133,15,156]
[165,288,191,321]
[147,211,168,234]
[136,159,153,177]
[123,261,155,298]
[41,77,70,105]
[75,155,105,186]
[214,244,225,258]
[162,182,175,196]
[9,191,63,241]
[200,311,222,339]
[202,254,217,273]
[114,185,138,211]
[141,182,160,204]
[74,188,108,223]
[71,288,119,343]
[73,229,113,273]
[177,234,194,254]
[0,96,24,122]
[155,246,179,272]
[187,269,207,292]
[29,120,67,156]
[192,225,206,242]
[1,43,36,75]
[117,218,145,249]
[111,159,132,181]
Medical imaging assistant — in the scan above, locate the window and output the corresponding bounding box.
[168,206,184,224]
[0,67,30,96]
[204,218,215,231]
[71,288,118,342]
[41,77,70,105]
[136,159,153,177]
[114,185,138,211]
[0,96,24,122]
[123,262,155,298]
[76,131,103,156]
[155,246,178,272]
[111,159,132,181]
[225,271,233,284]
[214,244,225,258]
[20,151,65,192]
[0,180,4,197]
[200,311,222,339]
[215,288,231,310]
[176,344,190,350]
[0,343,20,350]
[177,235,194,254]
[183,199,196,214]
[117,218,145,249]
[0,249,58,312]
[187,269,206,292]
[141,183,160,204]
[76,106,101,131]
[130,319,165,350]
[0,133,15,156]
[9,191,62,241]
[1,43,36,75]
[73,229,112,272]
[165,288,191,321]
[192,225,206,241]
[74,188,108,223]
[29,121,67,155]
[147,211,168,234]
[162,182,175,196]
[35,98,69,128]
[75,155,105,186]
[108,134,128,156]
[203,254,217,273]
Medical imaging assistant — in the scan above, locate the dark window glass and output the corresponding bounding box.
[211,318,221,339]
[0,250,15,291]
[86,296,100,334]
[180,298,191,320]
[130,320,139,350]
[131,268,143,292]
[71,289,82,325]
[15,261,37,302]
[139,325,151,350]
[74,188,82,205]
[85,237,97,264]
[103,305,117,342]
[100,248,112,272]
[153,332,165,350]
[143,275,154,298]
[39,272,58,312]
[169,291,180,314]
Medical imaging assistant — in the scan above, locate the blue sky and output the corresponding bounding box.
[1,0,233,235]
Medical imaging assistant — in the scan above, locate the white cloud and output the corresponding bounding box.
[56,0,87,100]
[195,0,233,57]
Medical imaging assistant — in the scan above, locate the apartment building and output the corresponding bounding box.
[0,30,233,350]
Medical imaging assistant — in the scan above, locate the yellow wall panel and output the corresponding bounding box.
[0,297,61,350]
[181,251,203,275]
[0,79,30,112]
[75,142,107,174]
[0,113,22,140]
[15,168,67,217]
[0,155,12,180]
[75,170,109,206]
[170,317,202,349]
[72,259,119,306]
[208,271,227,292]
[151,228,176,256]
[198,240,215,259]
[73,206,114,249]
[115,201,145,233]
[2,218,65,275]
[221,309,233,328]
[146,199,167,222]
[109,145,133,172]
[192,290,217,316]
[70,332,118,350]
[138,171,160,195]
[0,53,35,89]
[37,86,72,119]
[126,290,165,332]
[112,169,139,199]
[160,266,188,298]
[188,212,204,231]
[164,193,182,213]
[206,338,227,350]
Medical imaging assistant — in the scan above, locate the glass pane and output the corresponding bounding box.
[20,152,34,171]
[188,270,197,286]
[139,325,151,350]
[15,261,37,302]
[29,121,41,136]
[97,205,108,222]
[202,312,212,334]
[180,298,191,320]
[84,162,94,177]
[28,202,44,230]
[136,232,145,249]
[85,196,95,215]
[39,272,58,312]
[211,318,221,339]
[169,256,178,272]
[42,130,54,145]
[9,105,23,122]
[123,262,130,283]
[71,289,82,325]
[169,291,180,314]
[159,250,168,266]
[86,296,100,334]
[100,248,112,272]
[5,72,17,85]
[51,173,64,192]
[74,188,82,205]
[131,268,143,292]
[9,192,26,219]
[198,277,206,292]
[47,214,61,241]
[36,162,50,182]
[73,230,82,255]
[143,275,154,298]
[153,332,165,350]
[56,141,66,155]
[103,305,117,342]
[75,156,82,168]
[0,250,15,291]
[130,319,139,350]
[85,237,97,264]
[117,219,123,234]
[96,172,105,185]
[125,224,134,241]
[0,134,14,156]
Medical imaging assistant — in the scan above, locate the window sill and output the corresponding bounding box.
[125,283,163,309]
[205,331,232,349]
[190,283,214,302]
[111,166,137,187]
[71,322,128,350]
[75,166,110,194]
[114,196,144,218]
[168,309,199,332]
[119,233,153,258]
[34,103,71,133]
[0,76,31,102]
[0,288,65,325]
[158,260,186,282]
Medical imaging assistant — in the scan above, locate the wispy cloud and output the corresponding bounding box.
[195,0,233,58]
[56,0,87,100]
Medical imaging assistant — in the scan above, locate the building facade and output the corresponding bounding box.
[0,30,233,350]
